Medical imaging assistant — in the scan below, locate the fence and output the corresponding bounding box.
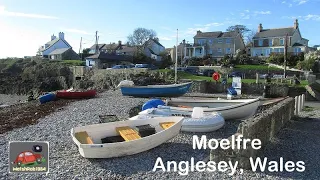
[294,94,305,115]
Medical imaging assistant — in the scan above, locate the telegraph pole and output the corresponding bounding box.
[175,29,178,84]
[95,31,99,54]
[284,33,288,78]
[79,37,82,59]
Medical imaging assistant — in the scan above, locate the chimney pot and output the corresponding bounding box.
[258,23,263,32]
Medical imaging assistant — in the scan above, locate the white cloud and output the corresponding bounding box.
[159,36,172,41]
[254,11,271,15]
[282,1,286,3]
[289,3,293,7]
[245,10,250,12]
[204,22,224,27]
[230,12,235,15]
[282,14,320,21]
[0,5,59,19]
[242,15,251,19]
[61,28,93,35]
[294,0,309,5]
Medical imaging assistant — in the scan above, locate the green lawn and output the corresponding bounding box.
[155,69,308,87]
[234,65,281,71]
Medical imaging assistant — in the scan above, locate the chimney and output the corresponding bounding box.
[197,30,202,34]
[183,39,186,45]
[258,23,263,32]
[294,19,299,29]
[58,32,64,40]
[51,34,56,41]
[118,40,122,45]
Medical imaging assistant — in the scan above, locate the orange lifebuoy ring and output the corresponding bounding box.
[212,72,220,81]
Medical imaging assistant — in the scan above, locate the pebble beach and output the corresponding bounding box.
[0,90,319,179]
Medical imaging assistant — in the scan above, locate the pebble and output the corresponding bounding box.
[0,90,318,179]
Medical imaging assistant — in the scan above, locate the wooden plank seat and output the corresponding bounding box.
[75,131,94,144]
[159,122,175,130]
[116,126,141,141]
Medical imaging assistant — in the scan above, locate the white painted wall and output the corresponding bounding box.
[42,39,71,56]
[291,29,302,46]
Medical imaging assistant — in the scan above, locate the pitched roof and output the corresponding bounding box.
[39,38,71,52]
[144,39,165,48]
[194,31,239,38]
[86,52,133,61]
[49,48,71,55]
[101,43,120,50]
[121,46,138,53]
[253,27,296,38]
[90,44,106,50]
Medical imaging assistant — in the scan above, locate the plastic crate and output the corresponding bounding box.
[134,124,156,137]
[101,135,125,143]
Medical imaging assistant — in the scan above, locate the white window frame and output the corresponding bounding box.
[280,38,284,45]
[226,38,231,44]
[269,39,272,47]
[218,39,223,43]
[217,48,222,53]
[259,39,263,46]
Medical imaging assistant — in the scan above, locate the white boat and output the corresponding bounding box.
[130,107,225,132]
[71,116,184,158]
[162,97,261,120]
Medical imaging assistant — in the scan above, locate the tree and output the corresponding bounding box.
[246,29,257,44]
[226,25,254,44]
[157,52,173,69]
[127,28,157,46]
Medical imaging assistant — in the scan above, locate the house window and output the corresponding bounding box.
[218,39,223,43]
[226,48,231,54]
[217,48,222,53]
[269,39,272,47]
[208,39,213,44]
[259,39,263,46]
[198,39,205,45]
[208,49,213,54]
[280,38,284,45]
[226,38,231,44]
[279,48,284,52]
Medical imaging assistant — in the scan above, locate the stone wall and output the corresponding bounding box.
[180,79,297,97]
[210,97,295,169]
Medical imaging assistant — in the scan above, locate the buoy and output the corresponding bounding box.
[212,72,220,81]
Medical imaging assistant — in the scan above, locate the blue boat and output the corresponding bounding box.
[120,82,192,97]
[39,93,56,104]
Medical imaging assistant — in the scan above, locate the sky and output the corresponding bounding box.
[0,0,319,58]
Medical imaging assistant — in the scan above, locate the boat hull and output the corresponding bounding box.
[164,98,260,120]
[56,90,97,99]
[129,109,225,132]
[71,117,184,158]
[120,82,192,97]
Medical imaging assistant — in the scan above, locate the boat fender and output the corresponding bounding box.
[142,99,165,111]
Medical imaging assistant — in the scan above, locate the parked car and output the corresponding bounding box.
[228,71,243,78]
[13,151,45,167]
[184,67,199,75]
[126,64,135,68]
[112,65,127,69]
[135,64,158,70]
[199,69,215,77]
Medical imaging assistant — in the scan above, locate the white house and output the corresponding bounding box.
[37,32,72,58]
[143,39,165,61]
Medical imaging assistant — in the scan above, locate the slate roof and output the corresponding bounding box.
[49,48,71,55]
[253,27,296,39]
[86,52,133,61]
[144,39,165,48]
[193,31,239,38]
[89,44,106,50]
[39,38,71,52]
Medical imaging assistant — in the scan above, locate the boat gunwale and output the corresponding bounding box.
[120,82,192,89]
[164,98,260,112]
[70,117,184,148]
